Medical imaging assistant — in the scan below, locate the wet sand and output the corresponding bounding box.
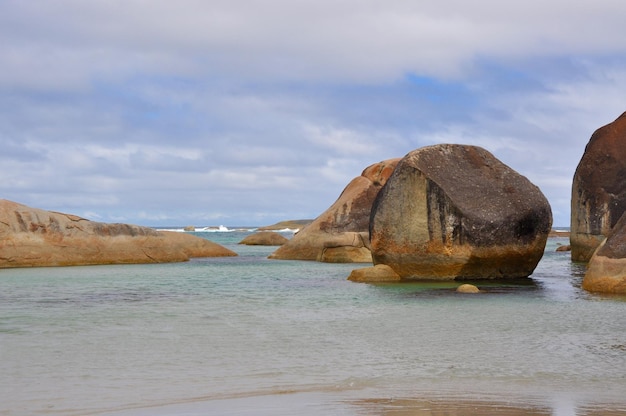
[96,391,626,416]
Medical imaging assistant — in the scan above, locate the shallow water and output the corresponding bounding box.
[1,234,625,415]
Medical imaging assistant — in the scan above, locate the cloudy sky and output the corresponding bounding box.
[1,0,625,227]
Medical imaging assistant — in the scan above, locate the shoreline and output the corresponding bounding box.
[95,389,626,416]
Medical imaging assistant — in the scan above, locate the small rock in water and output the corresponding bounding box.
[456,284,480,293]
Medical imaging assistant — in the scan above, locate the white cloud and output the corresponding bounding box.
[1,0,626,226]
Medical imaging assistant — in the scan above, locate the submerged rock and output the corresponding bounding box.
[369,144,552,280]
[238,231,289,246]
[0,199,236,268]
[269,158,400,263]
[571,112,626,262]
[583,211,626,294]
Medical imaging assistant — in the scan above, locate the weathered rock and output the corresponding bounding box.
[456,284,480,293]
[369,144,552,280]
[268,158,400,262]
[571,112,626,262]
[0,199,236,268]
[555,244,571,252]
[348,264,401,283]
[582,211,626,294]
[238,231,289,246]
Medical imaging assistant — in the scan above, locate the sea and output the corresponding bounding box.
[1,228,625,416]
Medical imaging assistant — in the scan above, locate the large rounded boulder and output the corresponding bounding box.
[571,112,626,262]
[269,158,400,262]
[0,199,236,268]
[369,144,552,280]
[582,211,626,294]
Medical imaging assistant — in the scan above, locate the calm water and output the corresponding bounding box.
[1,232,625,415]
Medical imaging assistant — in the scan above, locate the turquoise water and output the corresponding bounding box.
[1,233,625,415]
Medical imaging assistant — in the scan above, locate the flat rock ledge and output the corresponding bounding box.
[0,199,236,268]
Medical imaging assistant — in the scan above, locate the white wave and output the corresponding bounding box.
[196,225,232,232]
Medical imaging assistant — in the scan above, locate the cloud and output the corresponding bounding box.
[1,0,626,226]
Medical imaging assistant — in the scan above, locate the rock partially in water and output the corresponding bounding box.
[269,158,400,263]
[583,211,626,294]
[370,144,552,280]
[0,199,236,268]
[348,264,401,283]
[456,284,481,293]
[571,112,626,262]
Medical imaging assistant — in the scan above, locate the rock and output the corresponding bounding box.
[257,219,313,232]
[456,284,480,293]
[369,144,552,280]
[268,158,400,262]
[556,245,571,252]
[239,231,289,246]
[184,225,196,232]
[0,199,236,268]
[348,264,401,283]
[582,211,626,294]
[571,112,626,262]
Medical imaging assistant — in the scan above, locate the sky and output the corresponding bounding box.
[1,1,626,227]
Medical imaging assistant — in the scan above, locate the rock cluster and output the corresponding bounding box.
[368,144,552,280]
[571,112,626,262]
[573,112,626,293]
[268,158,399,262]
[0,199,236,268]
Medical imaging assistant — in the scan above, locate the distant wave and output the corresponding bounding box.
[155,225,299,233]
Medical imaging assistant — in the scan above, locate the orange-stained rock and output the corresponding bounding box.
[268,158,400,262]
[238,231,289,246]
[0,199,236,268]
[571,112,626,262]
[370,145,552,280]
[583,211,626,294]
[348,264,401,283]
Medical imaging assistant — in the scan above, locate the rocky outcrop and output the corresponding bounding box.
[571,112,626,262]
[369,144,552,280]
[582,211,626,294]
[238,231,289,246]
[268,158,400,262]
[0,199,236,268]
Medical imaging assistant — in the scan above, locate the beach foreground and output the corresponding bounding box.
[97,390,626,416]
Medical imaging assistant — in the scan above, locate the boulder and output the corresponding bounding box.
[571,112,626,262]
[555,244,571,252]
[0,199,236,268]
[369,144,552,280]
[238,231,289,246]
[268,158,400,262]
[348,264,401,283]
[582,211,626,294]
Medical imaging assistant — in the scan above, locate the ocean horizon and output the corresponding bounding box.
[1,231,625,416]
